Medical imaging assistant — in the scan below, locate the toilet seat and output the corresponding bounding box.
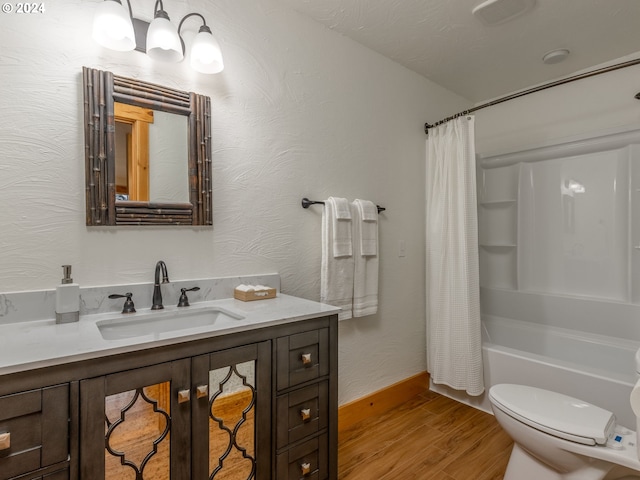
[489,384,616,446]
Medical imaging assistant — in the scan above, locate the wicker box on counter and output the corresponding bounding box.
[233,287,277,302]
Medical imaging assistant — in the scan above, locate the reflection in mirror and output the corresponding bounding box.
[114,104,189,203]
[83,67,212,226]
[148,111,189,203]
[209,361,256,479]
[105,383,171,480]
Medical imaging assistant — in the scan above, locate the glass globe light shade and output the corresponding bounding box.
[146,12,183,62]
[92,0,135,51]
[190,27,224,74]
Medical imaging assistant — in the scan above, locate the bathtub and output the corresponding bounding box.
[429,314,640,429]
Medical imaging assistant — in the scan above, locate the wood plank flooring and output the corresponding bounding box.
[338,390,514,480]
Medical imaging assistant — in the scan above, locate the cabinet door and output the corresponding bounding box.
[79,359,191,480]
[191,341,271,480]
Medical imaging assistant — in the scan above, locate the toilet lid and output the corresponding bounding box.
[489,384,615,446]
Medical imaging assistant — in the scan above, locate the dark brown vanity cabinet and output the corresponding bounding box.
[0,385,71,480]
[0,314,337,480]
[70,316,337,480]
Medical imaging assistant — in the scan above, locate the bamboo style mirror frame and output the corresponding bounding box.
[83,67,212,226]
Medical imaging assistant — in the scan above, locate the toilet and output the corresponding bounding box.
[489,384,640,480]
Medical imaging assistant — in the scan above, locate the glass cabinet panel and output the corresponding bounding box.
[105,382,171,480]
[192,341,271,480]
[80,360,191,480]
[208,361,256,479]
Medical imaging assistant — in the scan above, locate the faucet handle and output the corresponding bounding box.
[177,287,200,307]
[109,293,136,313]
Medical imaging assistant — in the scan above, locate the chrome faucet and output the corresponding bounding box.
[152,261,170,310]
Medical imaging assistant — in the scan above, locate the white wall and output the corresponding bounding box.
[0,0,470,404]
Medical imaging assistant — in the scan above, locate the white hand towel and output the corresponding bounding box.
[331,196,352,220]
[354,199,378,256]
[327,197,352,258]
[352,200,378,317]
[321,199,354,321]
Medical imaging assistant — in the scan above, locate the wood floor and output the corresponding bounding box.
[338,390,514,480]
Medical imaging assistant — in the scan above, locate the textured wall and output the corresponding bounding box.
[0,0,469,404]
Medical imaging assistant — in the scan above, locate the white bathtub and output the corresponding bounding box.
[430,314,640,428]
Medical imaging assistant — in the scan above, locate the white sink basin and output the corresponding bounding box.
[96,306,245,340]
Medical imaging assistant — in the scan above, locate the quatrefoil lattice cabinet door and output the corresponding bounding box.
[79,359,191,480]
[191,341,271,480]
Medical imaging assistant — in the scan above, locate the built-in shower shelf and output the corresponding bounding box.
[480,244,517,248]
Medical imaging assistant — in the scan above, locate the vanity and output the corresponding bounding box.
[0,285,339,480]
[0,66,343,479]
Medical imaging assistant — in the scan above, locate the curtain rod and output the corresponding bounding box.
[424,57,640,135]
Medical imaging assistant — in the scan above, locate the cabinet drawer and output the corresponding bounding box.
[277,329,329,391]
[277,382,328,449]
[28,468,69,480]
[0,385,69,480]
[276,433,328,480]
[43,470,69,480]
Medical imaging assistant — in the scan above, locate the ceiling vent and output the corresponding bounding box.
[472,0,536,26]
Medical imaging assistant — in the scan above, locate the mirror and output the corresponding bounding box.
[83,67,212,226]
[114,104,189,203]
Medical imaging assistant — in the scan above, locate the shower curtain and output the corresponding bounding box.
[426,115,484,396]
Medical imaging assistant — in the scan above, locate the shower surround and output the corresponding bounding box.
[430,128,640,428]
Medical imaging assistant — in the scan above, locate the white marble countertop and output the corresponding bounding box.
[0,294,340,376]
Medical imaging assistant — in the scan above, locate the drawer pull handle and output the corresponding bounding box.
[177,389,191,403]
[300,408,312,422]
[301,353,312,366]
[196,385,209,399]
[0,432,9,451]
[300,462,311,476]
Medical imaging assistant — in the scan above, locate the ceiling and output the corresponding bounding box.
[275,0,640,103]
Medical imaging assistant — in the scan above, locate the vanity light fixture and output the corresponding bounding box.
[92,0,224,74]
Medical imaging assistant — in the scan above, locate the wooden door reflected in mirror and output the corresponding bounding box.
[114,103,189,203]
[115,102,150,202]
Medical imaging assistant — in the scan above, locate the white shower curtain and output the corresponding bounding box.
[426,115,484,396]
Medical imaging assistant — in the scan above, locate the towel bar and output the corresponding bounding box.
[301,198,385,213]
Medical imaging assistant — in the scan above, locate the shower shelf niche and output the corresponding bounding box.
[479,199,517,205]
[478,201,517,246]
[477,163,520,291]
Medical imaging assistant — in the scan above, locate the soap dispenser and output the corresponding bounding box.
[55,265,79,324]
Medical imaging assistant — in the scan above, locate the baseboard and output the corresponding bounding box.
[338,371,429,433]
